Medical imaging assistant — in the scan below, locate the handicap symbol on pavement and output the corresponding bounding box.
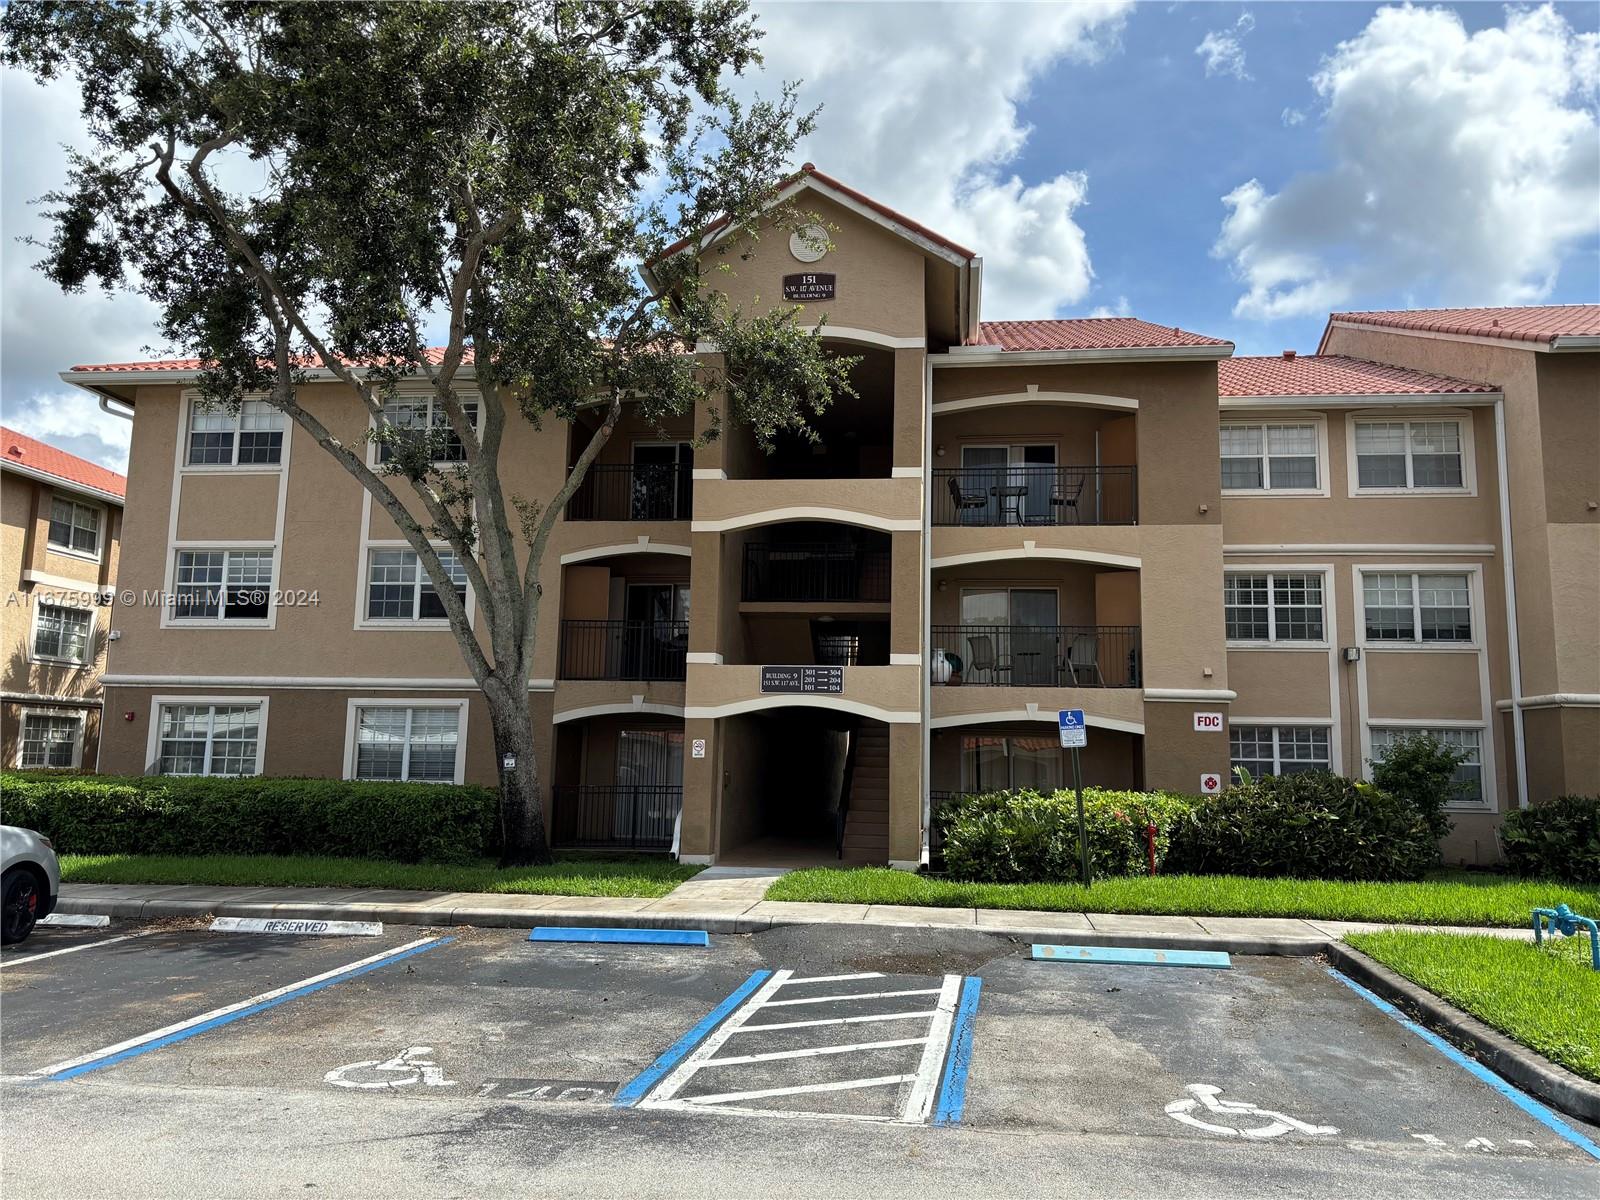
[1164,1083,1338,1140]
[325,1045,458,1091]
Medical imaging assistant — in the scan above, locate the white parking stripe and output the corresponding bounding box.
[900,975,963,1123]
[736,1010,939,1033]
[762,987,943,1008]
[705,1037,929,1067]
[645,969,795,1104]
[781,972,885,986]
[683,1074,916,1106]
[0,934,139,968]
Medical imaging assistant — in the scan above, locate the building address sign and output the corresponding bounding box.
[782,273,836,302]
[760,665,844,694]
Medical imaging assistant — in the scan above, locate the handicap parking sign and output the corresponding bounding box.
[1058,709,1087,749]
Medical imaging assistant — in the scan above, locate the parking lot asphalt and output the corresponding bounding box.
[2,918,1596,1198]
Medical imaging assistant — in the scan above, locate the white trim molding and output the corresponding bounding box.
[145,694,270,777]
[21,569,110,595]
[684,652,724,665]
[931,544,1141,571]
[690,468,728,481]
[2,691,102,708]
[553,700,687,724]
[1224,543,1495,557]
[342,696,470,785]
[1345,408,1478,498]
[888,653,922,667]
[890,466,924,479]
[13,705,88,769]
[1220,391,1501,410]
[1144,688,1238,703]
[929,707,1144,735]
[932,388,1139,416]
[1,457,126,507]
[935,345,1231,367]
[1220,414,1331,499]
[1495,693,1600,711]
[684,697,921,723]
[559,539,692,565]
[692,508,922,533]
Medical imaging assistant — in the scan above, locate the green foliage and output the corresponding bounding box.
[1370,731,1467,842]
[1166,771,1438,882]
[1347,930,1600,1082]
[1,772,497,864]
[1500,795,1600,883]
[936,788,1196,883]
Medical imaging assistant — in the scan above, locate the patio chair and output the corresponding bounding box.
[965,634,1013,685]
[1049,473,1086,524]
[948,474,989,520]
[1063,632,1104,686]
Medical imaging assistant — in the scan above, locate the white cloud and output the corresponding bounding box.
[1089,295,1133,318]
[2,72,159,472]
[1196,13,1255,82]
[1215,3,1600,320]
[1280,107,1306,127]
[747,1,1131,319]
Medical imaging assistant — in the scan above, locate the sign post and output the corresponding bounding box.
[1058,710,1091,886]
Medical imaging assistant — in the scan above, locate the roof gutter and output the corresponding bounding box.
[1219,390,1502,409]
[1549,334,1600,352]
[934,344,1234,368]
[0,458,124,506]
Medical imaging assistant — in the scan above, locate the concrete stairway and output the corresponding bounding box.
[841,724,891,862]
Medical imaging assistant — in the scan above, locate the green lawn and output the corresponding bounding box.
[763,867,1600,928]
[60,853,701,899]
[1346,929,1600,1082]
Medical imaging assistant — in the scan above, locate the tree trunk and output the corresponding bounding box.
[486,688,552,867]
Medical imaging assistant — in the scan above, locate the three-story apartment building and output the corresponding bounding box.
[2,428,126,770]
[61,167,1598,867]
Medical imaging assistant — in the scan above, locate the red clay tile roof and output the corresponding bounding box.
[1,426,127,501]
[70,347,466,373]
[1219,354,1497,398]
[652,163,976,264]
[1326,304,1600,347]
[972,318,1232,352]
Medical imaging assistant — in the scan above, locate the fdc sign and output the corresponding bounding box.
[1058,709,1087,749]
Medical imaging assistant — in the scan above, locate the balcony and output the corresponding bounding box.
[933,466,1138,527]
[558,619,689,681]
[930,624,1141,688]
[742,542,891,603]
[551,784,680,851]
[565,463,692,522]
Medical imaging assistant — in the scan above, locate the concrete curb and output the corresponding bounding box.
[1325,941,1600,1124]
[55,893,1334,956]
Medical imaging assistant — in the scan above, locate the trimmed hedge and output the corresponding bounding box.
[1500,795,1600,883]
[0,772,497,864]
[937,788,1196,883]
[1166,771,1437,882]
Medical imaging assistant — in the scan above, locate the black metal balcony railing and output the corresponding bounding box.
[742,543,891,603]
[932,466,1138,527]
[930,624,1141,688]
[565,463,692,521]
[558,619,689,680]
[551,784,680,851]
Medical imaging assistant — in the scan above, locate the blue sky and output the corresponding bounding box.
[3,2,1598,470]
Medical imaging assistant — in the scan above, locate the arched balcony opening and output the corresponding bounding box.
[558,552,689,682]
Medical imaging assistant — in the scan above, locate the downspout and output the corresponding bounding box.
[94,391,133,775]
[920,349,935,864]
[1494,396,1529,808]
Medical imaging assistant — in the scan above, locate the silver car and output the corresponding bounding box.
[1,825,61,944]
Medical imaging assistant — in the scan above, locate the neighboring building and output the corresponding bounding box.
[59,168,1598,866]
[1,427,126,770]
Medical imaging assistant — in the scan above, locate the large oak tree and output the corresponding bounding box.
[3,0,853,863]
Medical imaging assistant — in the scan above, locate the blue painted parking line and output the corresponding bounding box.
[30,936,454,1083]
[1327,967,1600,1162]
[1032,944,1232,969]
[931,976,983,1126]
[614,970,774,1108]
[530,927,709,947]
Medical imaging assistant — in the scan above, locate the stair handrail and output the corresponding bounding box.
[836,728,858,860]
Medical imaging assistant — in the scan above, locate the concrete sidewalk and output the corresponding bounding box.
[53,877,1534,957]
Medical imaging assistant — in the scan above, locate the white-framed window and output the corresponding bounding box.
[1361,571,1472,644]
[1220,421,1323,493]
[1230,724,1331,777]
[47,496,102,557]
[31,602,94,664]
[1351,416,1471,493]
[345,700,467,784]
[171,549,275,622]
[364,548,468,622]
[1224,572,1326,643]
[154,702,265,776]
[16,709,85,769]
[375,396,480,465]
[1370,726,1485,808]
[959,734,1063,792]
[186,398,286,466]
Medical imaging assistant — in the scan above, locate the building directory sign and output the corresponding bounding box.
[781,272,836,301]
[760,665,844,694]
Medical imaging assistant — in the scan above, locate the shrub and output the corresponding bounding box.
[1500,795,1600,883]
[1166,770,1437,882]
[1370,731,1466,842]
[0,772,498,864]
[937,788,1195,883]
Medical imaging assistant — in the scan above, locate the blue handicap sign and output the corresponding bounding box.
[1058,709,1087,748]
[1058,709,1084,729]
